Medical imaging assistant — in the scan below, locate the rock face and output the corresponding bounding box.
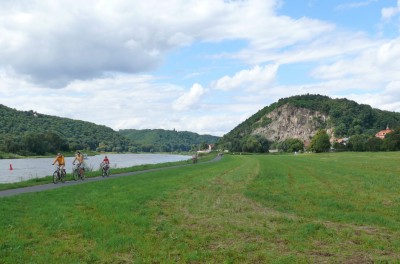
[252,104,333,142]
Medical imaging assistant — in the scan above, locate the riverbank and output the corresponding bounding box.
[0,150,98,159]
[0,150,197,159]
[0,152,217,191]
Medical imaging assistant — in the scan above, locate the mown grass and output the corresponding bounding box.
[0,152,399,263]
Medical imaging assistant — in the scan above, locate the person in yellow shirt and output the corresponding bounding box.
[52,153,66,173]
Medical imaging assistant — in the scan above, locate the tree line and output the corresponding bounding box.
[118,129,219,153]
[217,128,400,154]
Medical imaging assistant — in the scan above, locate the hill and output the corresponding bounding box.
[0,104,220,155]
[118,129,220,152]
[218,94,400,152]
[0,104,131,155]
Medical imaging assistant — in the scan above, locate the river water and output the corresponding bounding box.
[0,153,190,183]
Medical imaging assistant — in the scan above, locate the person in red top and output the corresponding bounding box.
[101,156,110,176]
[103,156,110,165]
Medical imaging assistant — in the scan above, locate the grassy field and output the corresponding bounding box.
[0,152,399,263]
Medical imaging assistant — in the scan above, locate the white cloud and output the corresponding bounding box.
[376,39,400,66]
[212,64,278,91]
[311,37,400,85]
[381,0,400,20]
[173,83,206,111]
[336,0,378,10]
[346,81,400,113]
[382,7,399,20]
[0,0,334,87]
[0,0,210,86]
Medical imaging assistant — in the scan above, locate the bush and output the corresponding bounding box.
[308,129,331,153]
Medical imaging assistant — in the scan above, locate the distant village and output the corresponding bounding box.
[334,126,393,146]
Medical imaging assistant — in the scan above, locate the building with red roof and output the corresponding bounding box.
[375,126,393,139]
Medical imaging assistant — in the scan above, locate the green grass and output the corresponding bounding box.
[1,152,400,263]
[246,152,400,229]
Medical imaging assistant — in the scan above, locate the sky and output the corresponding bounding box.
[1,0,400,136]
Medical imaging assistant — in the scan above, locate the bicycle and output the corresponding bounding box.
[53,165,66,184]
[100,162,110,177]
[72,163,85,181]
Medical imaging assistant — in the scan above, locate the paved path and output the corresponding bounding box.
[0,155,222,198]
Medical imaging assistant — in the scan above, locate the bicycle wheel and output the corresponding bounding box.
[53,171,60,184]
[79,168,85,180]
[106,168,110,177]
[61,170,66,183]
[72,169,78,181]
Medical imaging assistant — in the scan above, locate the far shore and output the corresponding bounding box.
[0,151,195,160]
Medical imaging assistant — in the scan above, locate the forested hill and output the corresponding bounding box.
[0,104,130,155]
[0,104,220,155]
[118,129,220,152]
[218,94,400,152]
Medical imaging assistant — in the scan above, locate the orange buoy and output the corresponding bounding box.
[10,164,13,170]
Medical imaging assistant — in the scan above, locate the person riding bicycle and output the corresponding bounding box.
[192,153,198,164]
[52,153,66,173]
[100,155,110,175]
[72,151,85,171]
[102,155,110,169]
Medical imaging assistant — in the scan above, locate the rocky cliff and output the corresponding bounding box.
[252,104,333,142]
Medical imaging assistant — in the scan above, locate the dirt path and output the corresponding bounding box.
[0,155,222,198]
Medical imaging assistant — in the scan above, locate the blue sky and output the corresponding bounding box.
[1,0,400,136]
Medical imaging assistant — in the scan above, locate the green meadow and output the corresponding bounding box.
[1,152,400,263]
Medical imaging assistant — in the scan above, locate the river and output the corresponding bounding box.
[0,153,191,183]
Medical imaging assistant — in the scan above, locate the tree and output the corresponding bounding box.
[334,123,347,137]
[240,135,269,153]
[309,129,331,153]
[348,134,368,152]
[382,128,400,151]
[255,135,270,153]
[366,137,382,152]
[44,132,68,153]
[199,142,209,151]
[2,135,22,153]
[332,141,348,152]
[278,138,304,153]
[23,133,48,155]
[96,142,108,152]
[242,136,261,152]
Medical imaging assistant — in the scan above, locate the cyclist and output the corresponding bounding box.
[103,155,110,165]
[52,153,66,173]
[101,155,110,175]
[102,155,110,168]
[192,153,198,164]
[72,151,85,173]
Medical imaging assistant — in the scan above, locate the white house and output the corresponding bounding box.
[197,144,213,154]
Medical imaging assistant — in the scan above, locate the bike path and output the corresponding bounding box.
[0,155,222,198]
